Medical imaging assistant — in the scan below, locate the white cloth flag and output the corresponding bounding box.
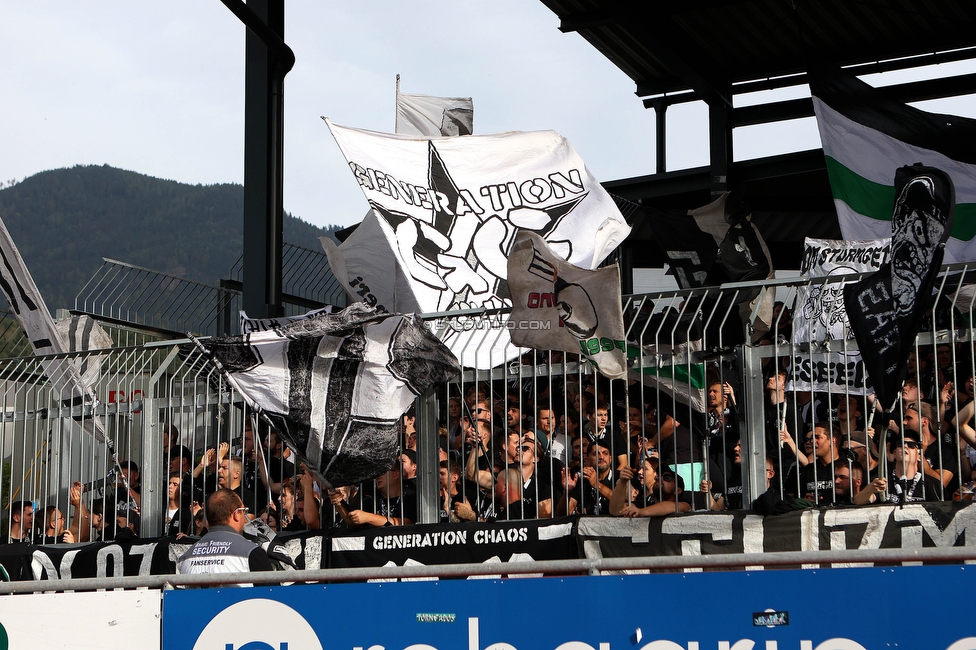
[810,66,976,264]
[508,231,626,379]
[0,217,109,441]
[320,210,420,316]
[396,92,473,137]
[322,92,472,322]
[324,119,631,367]
[788,237,890,395]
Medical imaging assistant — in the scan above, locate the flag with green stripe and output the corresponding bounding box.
[811,66,976,263]
[640,359,706,414]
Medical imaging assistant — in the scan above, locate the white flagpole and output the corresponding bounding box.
[394,73,400,133]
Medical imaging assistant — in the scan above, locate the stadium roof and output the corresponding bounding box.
[540,0,976,101]
[539,0,976,275]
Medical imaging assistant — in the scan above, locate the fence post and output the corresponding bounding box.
[740,342,767,506]
[140,346,181,538]
[414,389,440,525]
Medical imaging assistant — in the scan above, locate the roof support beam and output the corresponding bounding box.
[729,72,976,127]
[559,1,731,107]
[708,90,732,198]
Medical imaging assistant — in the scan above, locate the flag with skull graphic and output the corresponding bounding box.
[844,164,955,408]
[507,231,627,379]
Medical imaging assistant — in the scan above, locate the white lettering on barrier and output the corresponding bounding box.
[799,640,867,650]
[662,514,734,572]
[349,615,970,650]
[892,504,976,550]
[741,515,765,571]
[129,542,157,576]
[799,510,819,568]
[57,550,81,580]
[822,507,892,567]
[30,549,76,581]
[97,544,124,578]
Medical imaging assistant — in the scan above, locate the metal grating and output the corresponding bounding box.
[74,258,236,337]
[74,243,347,337]
[227,242,347,311]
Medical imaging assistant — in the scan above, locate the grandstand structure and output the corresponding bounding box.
[2,3,976,648]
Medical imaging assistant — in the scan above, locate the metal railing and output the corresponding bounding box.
[1,545,973,594]
[3,261,976,549]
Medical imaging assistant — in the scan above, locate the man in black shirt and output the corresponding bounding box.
[348,462,417,526]
[582,400,628,470]
[491,468,525,521]
[566,441,616,515]
[905,401,956,499]
[785,424,841,505]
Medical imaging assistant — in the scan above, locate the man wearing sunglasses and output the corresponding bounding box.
[884,428,941,504]
[904,401,956,499]
[858,428,941,505]
[177,488,274,582]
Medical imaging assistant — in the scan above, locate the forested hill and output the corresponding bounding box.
[0,165,341,313]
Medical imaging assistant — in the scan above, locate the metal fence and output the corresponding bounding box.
[74,244,346,338]
[4,261,976,546]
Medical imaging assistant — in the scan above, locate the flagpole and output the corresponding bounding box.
[395,74,400,133]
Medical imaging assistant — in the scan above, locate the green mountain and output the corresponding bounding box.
[0,165,341,313]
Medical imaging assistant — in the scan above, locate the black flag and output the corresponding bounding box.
[843,164,955,408]
[643,205,717,289]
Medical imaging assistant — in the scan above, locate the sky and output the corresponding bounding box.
[2,1,974,231]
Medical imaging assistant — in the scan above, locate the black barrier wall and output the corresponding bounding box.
[4,502,976,582]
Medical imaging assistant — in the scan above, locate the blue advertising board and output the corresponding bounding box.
[163,565,976,650]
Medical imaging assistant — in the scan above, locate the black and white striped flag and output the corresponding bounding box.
[0,217,110,441]
[184,304,459,486]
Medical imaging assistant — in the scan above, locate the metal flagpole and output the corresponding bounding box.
[395,74,400,132]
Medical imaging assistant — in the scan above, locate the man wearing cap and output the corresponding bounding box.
[177,488,274,583]
[655,402,726,510]
[844,429,881,484]
[347,462,417,527]
[609,456,691,517]
[905,401,956,499]
[400,449,419,495]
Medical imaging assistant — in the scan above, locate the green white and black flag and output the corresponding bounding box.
[811,66,976,263]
